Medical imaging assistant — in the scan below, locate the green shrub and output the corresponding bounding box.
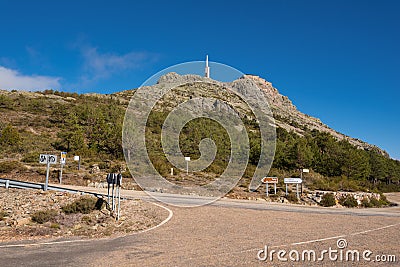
[369,197,382,207]
[0,95,13,109]
[286,192,298,203]
[61,196,103,214]
[339,195,358,208]
[0,161,25,173]
[320,193,336,207]
[50,223,60,229]
[98,162,109,170]
[0,125,21,147]
[22,152,40,163]
[379,194,390,206]
[0,210,9,221]
[361,197,373,208]
[31,209,58,224]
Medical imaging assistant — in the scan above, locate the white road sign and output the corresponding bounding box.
[184,157,191,161]
[284,178,302,184]
[39,154,57,164]
[39,154,47,164]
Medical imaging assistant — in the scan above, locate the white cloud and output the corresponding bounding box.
[78,45,157,83]
[0,66,61,91]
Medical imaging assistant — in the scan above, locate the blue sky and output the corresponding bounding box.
[0,0,399,159]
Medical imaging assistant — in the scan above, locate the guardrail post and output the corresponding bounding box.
[5,180,9,189]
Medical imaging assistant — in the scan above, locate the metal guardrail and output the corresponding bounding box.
[0,178,105,198]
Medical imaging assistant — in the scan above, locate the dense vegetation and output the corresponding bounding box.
[0,90,124,162]
[272,128,400,192]
[0,89,399,192]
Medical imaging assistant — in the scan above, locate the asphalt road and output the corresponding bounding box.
[1,187,399,266]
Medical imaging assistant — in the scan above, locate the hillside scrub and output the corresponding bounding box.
[0,88,399,193]
[0,161,25,173]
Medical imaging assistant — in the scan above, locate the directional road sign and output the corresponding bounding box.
[284,178,302,184]
[261,177,278,183]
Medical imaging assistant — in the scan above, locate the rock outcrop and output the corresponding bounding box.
[243,75,386,155]
[117,72,388,156]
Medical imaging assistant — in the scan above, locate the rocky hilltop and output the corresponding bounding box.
[124,72,386,156]
[242,75,386,155]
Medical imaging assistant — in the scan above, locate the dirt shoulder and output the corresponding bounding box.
[0,188,169,243]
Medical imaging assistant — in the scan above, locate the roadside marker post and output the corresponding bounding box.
[39,154,57,191]
[184,157,190,175]
[59,152,67,184]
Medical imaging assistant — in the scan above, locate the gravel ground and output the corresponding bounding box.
[0,188,169,242]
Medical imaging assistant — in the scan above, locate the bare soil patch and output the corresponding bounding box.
[0,188,169,242]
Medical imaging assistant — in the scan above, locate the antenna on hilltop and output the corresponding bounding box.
[205,55,210,78]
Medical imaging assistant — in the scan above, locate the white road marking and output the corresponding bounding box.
[288,222,400,247]
[237,221,400,254]
[135,202,173,234]
[183,220,400,262]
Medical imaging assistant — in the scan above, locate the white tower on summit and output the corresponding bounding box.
[205,55,210,78]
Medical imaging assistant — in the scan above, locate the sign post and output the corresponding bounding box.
[300,168,309,194]
[284,178,302,199]
[184,157,190,175]
[59,152,67,184]
[261,177,278,197]
[106,173,123,220]
[74,155,80,170]
[39,154,57,191]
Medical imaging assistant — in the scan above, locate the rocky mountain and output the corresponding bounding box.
[120,72,386,157]
[1,72,398,194]
[242,75,387,156]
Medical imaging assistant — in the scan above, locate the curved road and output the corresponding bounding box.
[1,187,399,266]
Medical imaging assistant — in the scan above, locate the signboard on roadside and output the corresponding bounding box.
[39,154,57,191]
[261,177,278,184]
[262,177,278,196]
[39,154,57,164]
[284,178,302,184]
[60,152,67,165]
